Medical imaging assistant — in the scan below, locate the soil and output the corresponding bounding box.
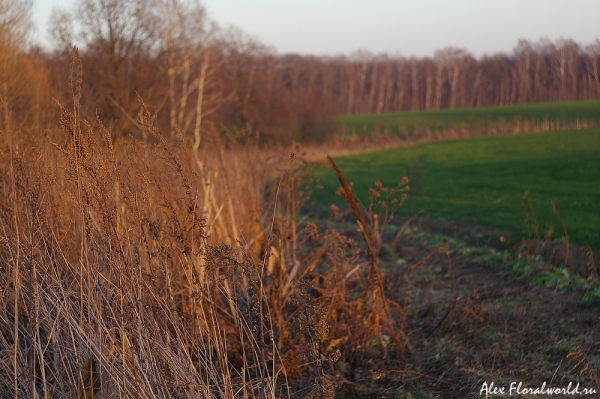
[304,208,600,398]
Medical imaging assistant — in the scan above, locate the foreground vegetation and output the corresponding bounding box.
[0,56,414,397]
[312,128,600,248]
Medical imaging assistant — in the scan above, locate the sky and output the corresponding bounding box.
[32,0,600,57]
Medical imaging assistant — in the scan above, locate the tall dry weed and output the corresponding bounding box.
[0,48,422,398]
[0,48,292,398]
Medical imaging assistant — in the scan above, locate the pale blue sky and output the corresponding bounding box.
[32,0,600,56]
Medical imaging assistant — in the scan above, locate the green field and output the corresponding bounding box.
[342,100,600,137]
[312,128,600,248]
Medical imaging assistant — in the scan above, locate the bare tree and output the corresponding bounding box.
[350,50,372,114]
[548,39,580,100]
[532,39,553,101]
[48,7,74,52]
[470,68,483,107]
[436,48,470,109]
[148,0,206,142]
[379,59,393,113]
[32,28,600,141]
[423,57,435,110]
[222,27,274,144]
[73,0,153,135]
[366,61,378,113]
[0,0,31,48]
[0,0,32,132]
[433,56,445,110]
[550,39,580,100]
[411,58,420,111]
[187,46,227,150]
[515,39,533,103]
[585,40,600,98]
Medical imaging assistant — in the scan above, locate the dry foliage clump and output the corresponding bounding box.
[0,50,412,398]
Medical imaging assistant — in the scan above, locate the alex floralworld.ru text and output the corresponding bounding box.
[480,381,598,396]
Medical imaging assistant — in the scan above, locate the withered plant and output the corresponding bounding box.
[0,48,422,399]
[0,48,293,398]
[326,155,410,356]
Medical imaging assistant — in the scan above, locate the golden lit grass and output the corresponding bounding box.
[0,50,411,398]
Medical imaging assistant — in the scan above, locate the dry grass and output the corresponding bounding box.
[0,49,417,399]
[0,51,281,398]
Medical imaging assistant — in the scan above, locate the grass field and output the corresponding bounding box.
[311,128,600,248]
[341,100,600,137]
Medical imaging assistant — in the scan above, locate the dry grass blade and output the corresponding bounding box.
[326,154,408,353]
[582,246,599,282]
[567,344,600,397]
[327,155,376,271]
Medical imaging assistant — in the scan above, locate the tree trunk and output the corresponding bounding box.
[411,59,420,111]
[367,63,378,113]
[193,55,209,151]
[470,69,482,107]
[434,63,444,110]
[425,63,434,110]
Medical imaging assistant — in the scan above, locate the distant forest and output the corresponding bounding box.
[2,0,600,144]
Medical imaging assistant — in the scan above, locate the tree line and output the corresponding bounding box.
[2,0,600,145]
